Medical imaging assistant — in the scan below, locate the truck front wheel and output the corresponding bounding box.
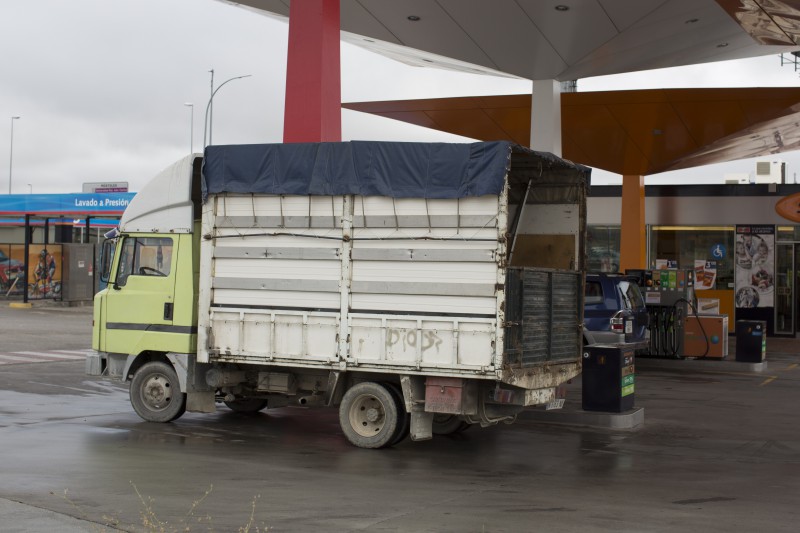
[130,361,186,423]
[339,382,399,449]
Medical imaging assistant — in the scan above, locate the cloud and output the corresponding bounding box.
[1,0,799,194]
[0,0,288,193]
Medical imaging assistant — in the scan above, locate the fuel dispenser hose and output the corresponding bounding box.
[646,299,708,358]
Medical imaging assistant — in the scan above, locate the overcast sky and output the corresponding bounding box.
[2,0,800,194]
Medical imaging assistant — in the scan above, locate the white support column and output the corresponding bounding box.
[530,79,562,156]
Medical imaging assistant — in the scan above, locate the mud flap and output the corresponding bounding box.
[410,408,434,441]
[187,391,216,413]
[401,375,433,441]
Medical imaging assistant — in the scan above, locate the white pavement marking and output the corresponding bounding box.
[0,349,90,365]
[0,354,40,363]
[12,351,87,360]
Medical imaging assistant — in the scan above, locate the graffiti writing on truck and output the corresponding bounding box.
[386,328,443,354]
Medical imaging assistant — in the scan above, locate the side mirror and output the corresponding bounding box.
[99,238,116,284]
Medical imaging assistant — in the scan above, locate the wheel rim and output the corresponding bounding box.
[347,393,386,438]
[139,373,173,412]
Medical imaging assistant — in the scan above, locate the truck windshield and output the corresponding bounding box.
[116,237,173,286]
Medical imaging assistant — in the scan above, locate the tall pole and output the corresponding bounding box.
[208,69,214,146]
[283,0,341,142]
[184,103,194,154]
[8,116,20,194]
[203,74,252,148]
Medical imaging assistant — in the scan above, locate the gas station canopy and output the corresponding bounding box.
[228,0,800,173]
[343,88,800,175]
[228,0,800,81]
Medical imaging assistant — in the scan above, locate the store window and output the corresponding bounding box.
[649,226,734,289]
[777,226,800,242]
[587,226,620,273]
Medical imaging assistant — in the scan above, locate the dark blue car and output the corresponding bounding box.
[583,273,649,349]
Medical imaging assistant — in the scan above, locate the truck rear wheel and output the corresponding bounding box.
[432,414,471,435]
[130,361,186,423]
[384,382,410,446]
[339,382,399,449]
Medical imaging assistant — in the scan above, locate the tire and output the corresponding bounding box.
[339,382,399,449]
[130,361,186,423]
[224,398,269,413]
[384,382,410,446]
[432,414,470,435]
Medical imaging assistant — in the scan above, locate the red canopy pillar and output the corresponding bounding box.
[283,0,342,143]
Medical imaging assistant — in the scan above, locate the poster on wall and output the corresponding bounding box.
[734,225,774,308]
[694,260,717,290]
[655,259,677,269]
[1,245,26,297]
[27,245,62,300]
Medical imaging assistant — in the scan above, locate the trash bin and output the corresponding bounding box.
[735,320,766,362]
[582,344,635,412]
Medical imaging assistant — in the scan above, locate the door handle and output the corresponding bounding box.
[163,302,174,321]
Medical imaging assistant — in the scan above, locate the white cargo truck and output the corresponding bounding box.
[88,141,589,448]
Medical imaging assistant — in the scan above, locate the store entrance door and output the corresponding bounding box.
[775,243,794,336]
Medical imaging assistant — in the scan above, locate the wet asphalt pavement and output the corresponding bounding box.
[1,303,799,532]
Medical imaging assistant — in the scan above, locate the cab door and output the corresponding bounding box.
[102,235,178,355]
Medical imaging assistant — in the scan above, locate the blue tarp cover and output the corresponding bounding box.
[202,141,514,200]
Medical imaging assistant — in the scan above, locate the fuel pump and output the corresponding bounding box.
[627,269,697,358]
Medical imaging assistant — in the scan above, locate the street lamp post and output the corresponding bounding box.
[184,103,194,154]
[208,69,214,146]
[8,115,20,194]
[203,74,252,148]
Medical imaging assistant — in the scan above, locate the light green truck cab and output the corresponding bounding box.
[93,231,199,356]
[90,155,205,421]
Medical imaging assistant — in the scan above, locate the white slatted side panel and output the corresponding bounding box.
[349,314,495,369]
[204,193,505,371]
[211,196,344,310]
[207,196,345,363]
[350,195,500,316]
[349,195,501,368]
[210,309,339,362]
[216,195,343,228]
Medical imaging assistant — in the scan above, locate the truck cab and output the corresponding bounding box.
[91,155,202,407]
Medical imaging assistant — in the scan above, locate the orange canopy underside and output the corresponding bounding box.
[344,88,800,176]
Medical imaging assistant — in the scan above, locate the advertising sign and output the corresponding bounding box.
[0,245,25,296]
[0,193,135,216]
[0,244,62,300]
[775,192,800,223]
[694,260,717,290]
[734,225,775,308]
[28,246,62,300]
[82,182,129,193]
